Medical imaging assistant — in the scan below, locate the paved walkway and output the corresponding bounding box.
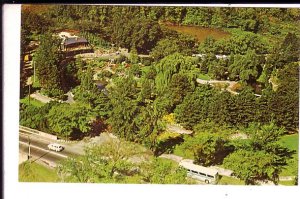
[166,124,193,135]
[30,91,75,104]
[30,92,53,103]
[196,78,239,95]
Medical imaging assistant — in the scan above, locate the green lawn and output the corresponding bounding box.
[279,134,299,152]
[279,134,299,177]
[173,145,194,160]
[218,175,245,185]
[198,73,211,80]
[19,161,59,182]
[20,96,44,107]
[279,180,296,186]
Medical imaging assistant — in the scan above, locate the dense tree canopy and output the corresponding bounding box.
[20,5,299,185]
[34,34,64,97]
[47,102,95,139]
[58,137,191,184]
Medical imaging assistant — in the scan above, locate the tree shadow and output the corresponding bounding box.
[154,136,184,156]
[89,119,108,137]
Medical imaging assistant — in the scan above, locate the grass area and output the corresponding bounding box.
[19,161,59,182]
[20,96,44,107]
[198,73,211,80]
[218,175,245,185]
[173,142,194,160]
[279,134,299,177]
[278,180,296,186]
[279,134,299,152]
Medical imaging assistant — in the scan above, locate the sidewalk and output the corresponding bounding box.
[30,92,52,103]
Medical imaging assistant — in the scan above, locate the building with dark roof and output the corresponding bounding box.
[61,36,93,56]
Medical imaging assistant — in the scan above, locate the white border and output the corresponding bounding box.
[3,4,300,199]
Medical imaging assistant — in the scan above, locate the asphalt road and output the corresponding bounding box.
[19,132,80,167]
[19,142,66,167]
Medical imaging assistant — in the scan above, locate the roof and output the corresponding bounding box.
[179,159,219,176]
[64,37,88,46]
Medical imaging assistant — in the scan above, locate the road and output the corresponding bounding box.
[19,131,81,167]
[19,142,66,167]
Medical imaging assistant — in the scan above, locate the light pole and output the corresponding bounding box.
[27,77,33,106]
[33,60,36,84]
[28,84,31,105]
[27,135,31,162]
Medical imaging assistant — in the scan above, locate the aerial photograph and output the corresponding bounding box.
[19,5,299,185]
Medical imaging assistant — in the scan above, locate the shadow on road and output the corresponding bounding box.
[31,150,51,163]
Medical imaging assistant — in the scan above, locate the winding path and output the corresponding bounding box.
[196,78,239,95]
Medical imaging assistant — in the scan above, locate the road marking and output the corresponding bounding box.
[19,141,68,158]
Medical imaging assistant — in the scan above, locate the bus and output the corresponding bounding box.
[179,159,219,184]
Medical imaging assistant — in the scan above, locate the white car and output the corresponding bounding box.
[47,143,64,152]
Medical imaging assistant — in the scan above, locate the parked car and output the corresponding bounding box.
[47,143,64,152]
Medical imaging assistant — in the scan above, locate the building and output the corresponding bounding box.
[60,34,93,56]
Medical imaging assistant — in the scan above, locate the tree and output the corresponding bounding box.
[138,78,155,103]
[209,58,229,80]
[141,158,191,184]
[178,131,231,166]
[229,88,258,126]
[155,53,196,93]
[57,138,143,183]
[216,31,268,55]
[267,63,299,130]
[110,15,162,54]
[57,137,192,184]
[19,101,58,133]
[224,123,293,185]
[207,91,233,125]
[150,38,180,61]
[247,122,285,151]
[168,73,194,107]
[129,64,142,78]
[228,50,264,83]
[150,32,196,62]
[280,32,300,62]
[21,6,52,34]
[107,76,140,141]
[47,102,95,140]
[223,149,279,185]
[35,33,64,97]
[198,36,217,54]
[129,48,140,64]
[174,85,216,129]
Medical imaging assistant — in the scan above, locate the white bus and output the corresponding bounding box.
[179,159,219,184]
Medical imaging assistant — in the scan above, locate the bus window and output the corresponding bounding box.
[207,175,214,178]
[199,172,206,176]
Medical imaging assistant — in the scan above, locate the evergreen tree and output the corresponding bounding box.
[35,33,64,97]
